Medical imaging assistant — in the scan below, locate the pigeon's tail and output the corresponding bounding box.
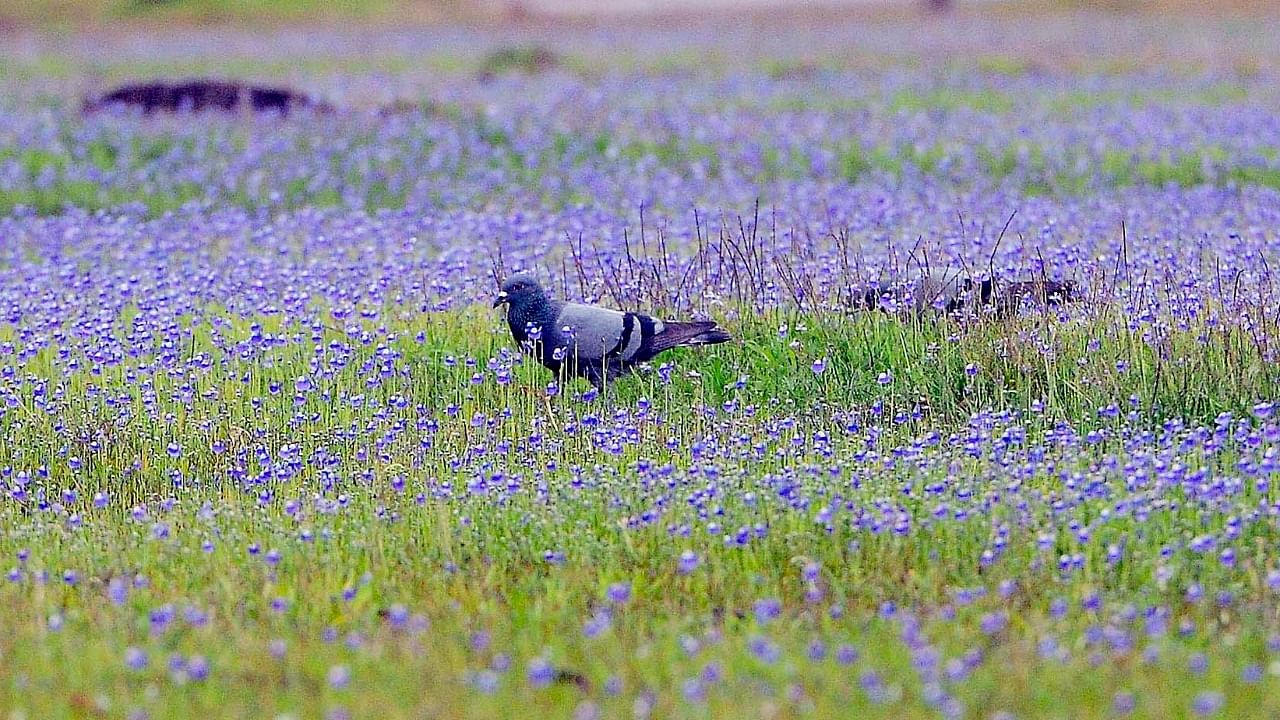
[651,321,732,353]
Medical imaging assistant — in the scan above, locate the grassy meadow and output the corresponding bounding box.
[3,7,1280,720]
[3,306,1280,718]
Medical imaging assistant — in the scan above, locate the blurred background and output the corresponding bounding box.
[4,0,1276,102]
[2,0,1276,218]
[2,0,1276,29]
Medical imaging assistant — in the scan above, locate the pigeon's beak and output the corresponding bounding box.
[492,291,509,308]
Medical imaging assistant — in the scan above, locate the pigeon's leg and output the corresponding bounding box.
[598,361,627,397]
[583,365,605,391]
[542,392,560,430]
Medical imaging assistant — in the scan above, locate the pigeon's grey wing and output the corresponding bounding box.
[555,303,629,361]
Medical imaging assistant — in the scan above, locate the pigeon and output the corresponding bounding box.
[852,270,1080,319]
[492,273,732,388]
[981,278,1080,317]
[852,270,972,316]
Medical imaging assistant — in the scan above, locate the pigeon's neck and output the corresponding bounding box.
[507,294,561,343]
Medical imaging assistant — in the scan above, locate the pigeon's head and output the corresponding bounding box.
[493,273,545,309]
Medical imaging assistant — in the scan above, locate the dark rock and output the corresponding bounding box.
[83,79,332,116]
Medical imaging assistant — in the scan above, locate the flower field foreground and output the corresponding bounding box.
[3,16,1280,720]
